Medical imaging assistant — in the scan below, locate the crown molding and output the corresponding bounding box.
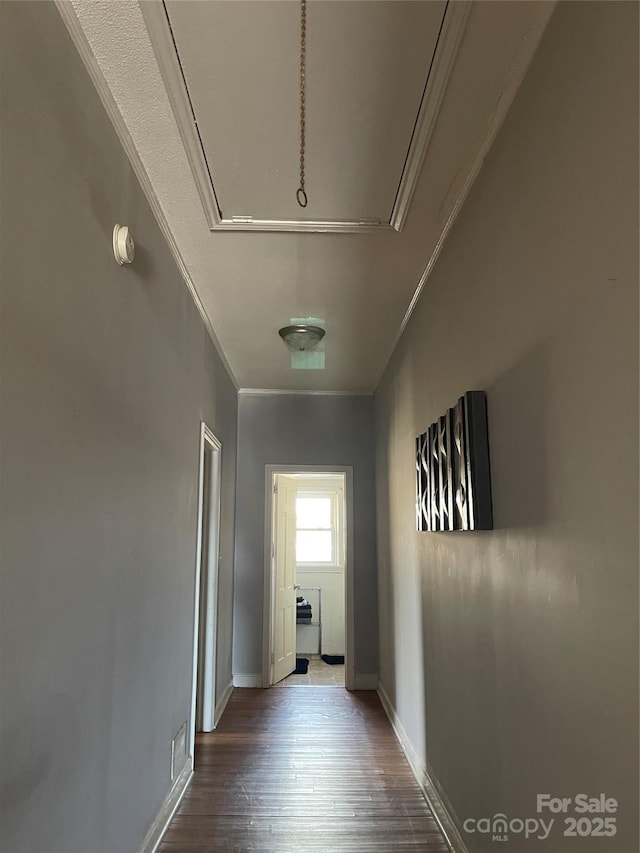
[238,389,373,397]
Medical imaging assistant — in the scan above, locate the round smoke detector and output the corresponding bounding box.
[113,224,135,265]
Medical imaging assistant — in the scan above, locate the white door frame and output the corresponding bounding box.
[263,465,355,691]
[189,423,222,760]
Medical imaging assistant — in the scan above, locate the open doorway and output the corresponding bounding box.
[263,466,354,691]
[189,424,222,762]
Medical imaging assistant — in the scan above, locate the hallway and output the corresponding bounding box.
[2,3,638,851]
[159,688,450,852]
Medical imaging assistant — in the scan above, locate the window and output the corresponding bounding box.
[295,492,341,565]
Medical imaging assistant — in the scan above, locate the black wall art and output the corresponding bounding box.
[416,391,493,532]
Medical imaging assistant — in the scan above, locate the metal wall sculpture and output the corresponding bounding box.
[416,391,493,531]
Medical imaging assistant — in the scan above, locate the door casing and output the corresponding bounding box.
[263,465,354,691]
[189,423,222,760]
[271,476,298,684]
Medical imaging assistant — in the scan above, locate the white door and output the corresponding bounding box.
[272,476,297,683]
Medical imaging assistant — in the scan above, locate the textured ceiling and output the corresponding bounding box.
[62,0,556,393]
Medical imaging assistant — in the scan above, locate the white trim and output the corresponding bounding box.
[392,2,556,346]
[215,220,388,234]
[201,427,222,732]
[239,388,373,397]
[137,0,469,235]
[53,0,239,390]
[297,566,343,574]
[389,1,472,231]
[232,674,262,688]
[344,476,356,693]
[189,424,222,758]
[354,673,379,691]
[377,683,469,853]
[213,680,234,727]
[263,466,355,692]
[139,0,221,229]
[138,759,193,853]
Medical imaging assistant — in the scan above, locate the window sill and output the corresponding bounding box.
[296,565,344,573]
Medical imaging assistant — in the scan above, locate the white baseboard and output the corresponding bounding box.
[377,683,469,853]
[232,673,262,687]
[138,758,193,853]
[354,672,378,690]
[214,680,233,726]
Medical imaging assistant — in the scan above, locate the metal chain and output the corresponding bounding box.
[296,0,308,208]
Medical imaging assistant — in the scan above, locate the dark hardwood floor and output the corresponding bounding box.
[159,687,450,852]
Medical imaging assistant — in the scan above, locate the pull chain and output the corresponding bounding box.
[296,0,308,208]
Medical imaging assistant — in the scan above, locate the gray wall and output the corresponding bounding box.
[374,3,638,852]
[234,394,377,680]
[0,4,237,852]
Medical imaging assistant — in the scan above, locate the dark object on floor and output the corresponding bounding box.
[321,654,344,665]
[294,658,309,674]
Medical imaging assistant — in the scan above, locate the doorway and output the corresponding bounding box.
[189,424,222,760]
[263,466,354,691]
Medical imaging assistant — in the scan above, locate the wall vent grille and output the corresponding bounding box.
[171,721,188,781]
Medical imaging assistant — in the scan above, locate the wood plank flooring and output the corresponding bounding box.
[159,687,450,853]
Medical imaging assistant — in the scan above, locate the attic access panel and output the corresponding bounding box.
[143,0,469,232]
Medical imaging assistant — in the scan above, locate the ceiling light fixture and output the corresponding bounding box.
[279,324,325,351]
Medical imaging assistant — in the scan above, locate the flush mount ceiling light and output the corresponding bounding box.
[278,324,325,351]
